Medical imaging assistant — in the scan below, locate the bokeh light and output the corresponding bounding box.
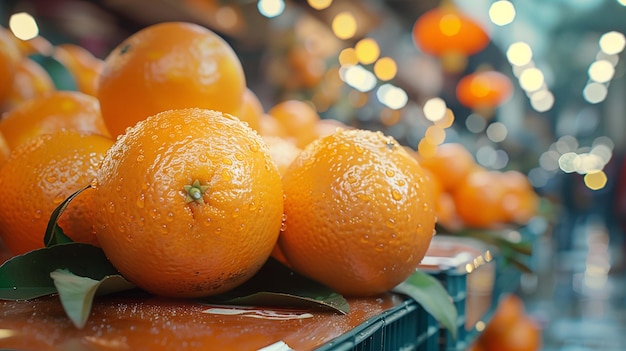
[341,65,377,92]
[506,42,533,66]
[332,12,357,39]
[466,113,487,133]
[423,97,447,122]
[257,0,285,18]
[355,38,380,65]
[599,31,626,55]
[584,171,608,190]
[338,47,358,66]
[518,67,545,92]
[9,12,39,40]
[373,57,397,81]
[307,0,333,10]
[583,82,608,104]
[486,122,508,143]
[376,84,408,110]
[529,89,555,112]
[489,1,516,26]
[588,60,615,83]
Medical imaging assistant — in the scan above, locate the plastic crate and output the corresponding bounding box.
[418,235,497,351]
[314,299,439,351]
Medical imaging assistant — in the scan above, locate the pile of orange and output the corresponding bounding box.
[0,21,437,300]
[470,294,542,351]
[414,142,540,231]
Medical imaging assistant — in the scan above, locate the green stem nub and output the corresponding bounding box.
[184,179,209,204]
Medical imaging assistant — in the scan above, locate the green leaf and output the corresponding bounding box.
[204,258,350,314]
[0,243,120,300]
[392,270,458,340]
[50,269,136,329]
[44,184,92,247]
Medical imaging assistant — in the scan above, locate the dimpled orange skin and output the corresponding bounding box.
[279,129,436,297]
[0,131,114,255]
[0,90,110,151]
[97,22,246,138]
[92,108,284,298]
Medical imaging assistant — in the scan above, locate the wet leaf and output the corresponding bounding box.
[0,243,120,300]
[50,269,136,328]
[44,184,92,247]
[392,270,458,340]
[204,258,350,314]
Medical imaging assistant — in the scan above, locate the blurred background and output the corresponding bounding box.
[1,0,626,350]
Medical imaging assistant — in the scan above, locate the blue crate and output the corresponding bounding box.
[315,299,439,351]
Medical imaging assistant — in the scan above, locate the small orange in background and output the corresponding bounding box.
[0,27,22,104]
[499,170,539,225]
[258,113,289,139]
[0,56,55,112]
[0,130,114,255]
[262,135,302,177]
[97,21,246,138]
[236,87,264,132]
[92,108,284,298]
[478,294,542,351]
[279,128,436,296]
[53,43,104,96]
[267,99,320,149]
[417,142,477,192]
[453,168,508,229]
[0,90,110,150]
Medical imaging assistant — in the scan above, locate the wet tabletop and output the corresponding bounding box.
[0,292,406,351]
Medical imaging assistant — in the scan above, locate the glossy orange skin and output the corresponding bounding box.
[53,43,104,96]
[0,131,114,254]
[1,57,55,112]
[0,27,21,104]
[279,129,436,296]
[0,90,110,150]
[97,22,246,138]
[92,108,284,298]
[417,142,477,192]
[267,100,320,149]
[453,169,508,229]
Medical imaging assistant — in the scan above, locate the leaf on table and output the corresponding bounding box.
[0,243,121,300]
[392,270,458,340]
[203,258,350,314]
[44,184,92,247]
[50,269,136,329]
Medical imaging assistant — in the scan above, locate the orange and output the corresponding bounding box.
[97,21,246,138]
[267,100,320,148]
[236,87,263,132]
[453,168,508,228]
[53,43,104,96]
[417,142,477,192]
[262,136,302,177]
[91,108,284,298]
[258,113,289,139]
[0,130,114,255]
[479,294,542,351]
[0,27,21,104]
[314,118,350,139]
[0,56,55,112]
[422,168,462,232]
[0,90,110,150]
[10,33,54,56]
[500,170,539,225]
[279,128,436,296]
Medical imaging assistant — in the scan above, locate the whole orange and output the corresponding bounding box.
[1,56,55,112]
[0,27,21,104]
[279,128,436,296]
[0,130,114,255]
[500,170,539,225]
[453,168,508,228]
[0,90,110,150]
[267,100,320,149]
[480,294,542,351]
[97,21,246,138]
[417,142,477,192]
[91,108,284,298]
